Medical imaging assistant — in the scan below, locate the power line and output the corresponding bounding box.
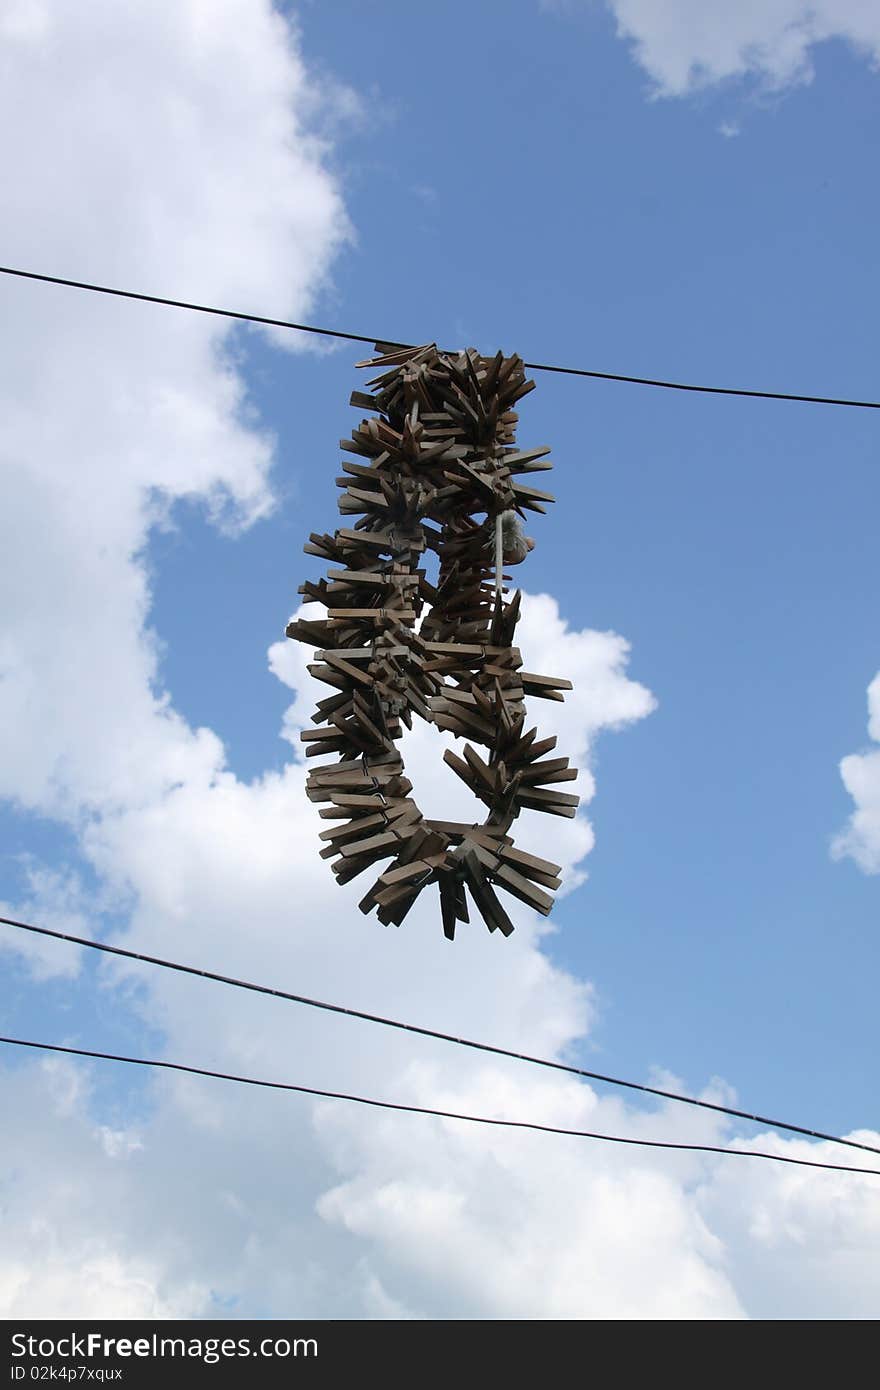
[3,1034,878,1177]
[3,912,877,1161]
[2,263,878,410]
[0,264,378,346]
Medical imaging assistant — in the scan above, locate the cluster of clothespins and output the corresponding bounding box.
[287,344,579,938]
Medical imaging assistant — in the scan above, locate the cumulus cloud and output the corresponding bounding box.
[604,0,880,98]
[5,1043,879,1320]
[1,0,877,1323]
[0,1059,206,1319]
[698,1128,880,1319]
[0,0,350,823]
[833,673,880,873]
[314,1065,743,1320]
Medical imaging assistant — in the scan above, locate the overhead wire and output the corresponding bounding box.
[1,263,878,409]
[2,1035,877,1176]
[2,913,877,1161]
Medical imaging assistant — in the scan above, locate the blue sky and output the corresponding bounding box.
[1,0,878,1320]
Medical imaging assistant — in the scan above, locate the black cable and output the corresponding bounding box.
[2,264,878,410]
[0,265,388,345]
[2,1035,878,1176]
[3,913,877,1160]
[521,359,880,407]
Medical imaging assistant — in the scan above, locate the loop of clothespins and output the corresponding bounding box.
[287,344,578,938]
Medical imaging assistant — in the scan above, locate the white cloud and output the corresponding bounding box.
[0,864,92,979]
[314,1065,743,1320]
[4,1045,879,1320]
[698,1128,880,1318]
[0,1252,202,1322]
[833,673,880,873]
[0,0,350,824]
[0,1060,206,1319]
[605,0,880,97]
[1,0,877,1323]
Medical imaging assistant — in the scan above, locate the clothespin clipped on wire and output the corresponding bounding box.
[495,510,535,595]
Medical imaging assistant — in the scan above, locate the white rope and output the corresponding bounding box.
[495,511,504,596]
